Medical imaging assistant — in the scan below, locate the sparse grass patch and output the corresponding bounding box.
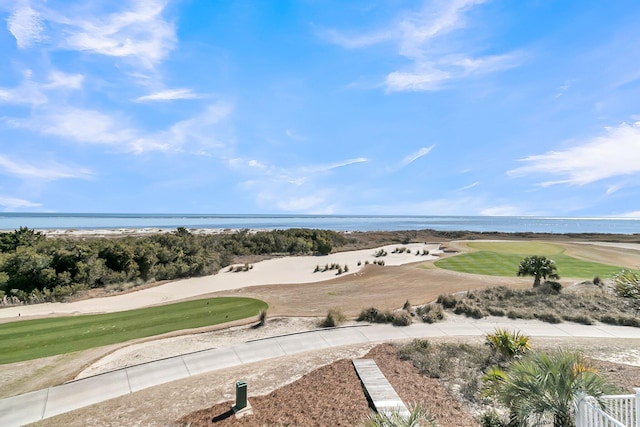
[397,339,492,402]
[319,308,346,328]
[424,286,639,327]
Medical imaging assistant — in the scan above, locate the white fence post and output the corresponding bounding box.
[635,388,640,427]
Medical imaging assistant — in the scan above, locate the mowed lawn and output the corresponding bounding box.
[0,297,267,365]
[434,242,626,278]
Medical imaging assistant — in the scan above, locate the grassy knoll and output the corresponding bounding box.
[0,297,267,365]
[434,242,625,278]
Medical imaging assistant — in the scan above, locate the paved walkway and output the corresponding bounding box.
[2,317,639,426]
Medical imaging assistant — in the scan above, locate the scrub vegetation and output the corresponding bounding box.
[0,227,348,304]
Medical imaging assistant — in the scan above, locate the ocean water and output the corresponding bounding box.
[0,213,639,234]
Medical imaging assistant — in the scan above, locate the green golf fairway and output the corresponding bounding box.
[0,297,267,364]
[434,242,625,278]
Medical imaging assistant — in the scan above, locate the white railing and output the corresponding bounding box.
[575,389,639,427]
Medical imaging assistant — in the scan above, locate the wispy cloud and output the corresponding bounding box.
[457,181,479,191]
[232,156,368,213]
[399,145,434,168]
[59,0,176,68]
[320,28,394,49]
[7,4,45,48]
[7,1,176,69]
[509,121,640,186]
[0,155,92,180]
[4,100,233,154]
[129,102,234,154]
[0,69,84,105]
[324,0,521,92]
[5,106,135,145]
[134,88,204,102]
[0,195,41,210]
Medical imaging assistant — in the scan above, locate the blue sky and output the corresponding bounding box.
[1,0,640,216]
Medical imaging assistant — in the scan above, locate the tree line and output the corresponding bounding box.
[0,227,348,304]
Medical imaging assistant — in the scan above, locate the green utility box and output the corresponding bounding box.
[235,380,247,410]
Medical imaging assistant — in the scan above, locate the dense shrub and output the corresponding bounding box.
[357,307,411,326]
[436,294,458,309]
[0,227,351,303]
[416,303,445,323]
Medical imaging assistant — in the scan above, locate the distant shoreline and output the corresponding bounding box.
[15,227,640,244]
[2,214,640,234]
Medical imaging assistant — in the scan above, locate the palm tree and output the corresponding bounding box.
[483,349,613,427]
[517,255,559,287]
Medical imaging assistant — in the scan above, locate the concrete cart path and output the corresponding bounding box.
[2,317,639,427]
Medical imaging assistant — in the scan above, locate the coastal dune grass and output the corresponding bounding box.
[434,242,626,278]
[0,297,267,365]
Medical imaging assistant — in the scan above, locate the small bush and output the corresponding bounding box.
[437,294,458,309]
[392,312,412,326]
[562,314,593,325]
[485,328,531,359]
[539,280,562,294]
[479,410,507,427]
[487,307,506,317]
[618,316,640,327]
[417,303,445,323]
[534,312,562,324]
[257,309,267,327]
[593,276,602,286]
[357,307,411,325]
[454,302,486,319]
[600,314,618,325]
[319,308,346,328]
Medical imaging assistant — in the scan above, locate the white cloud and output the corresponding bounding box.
[320,28,394,49]
[457,181,479,191]
[5,106,135,144]
[134,88,204,102]
[325,157,368,170]
[0,69,83,105]
[0,195,41,210]
[4,97,233,154]
[509,122,640,186]
[44,70,84,89]
[129,102,234,154]
[0,155,92,180]
[60,0,176,68]
[325,0,521,92]
[399,145,434,168]
[7,4,45,48]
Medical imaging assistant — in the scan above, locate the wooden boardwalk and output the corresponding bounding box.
[352,359,410,417]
